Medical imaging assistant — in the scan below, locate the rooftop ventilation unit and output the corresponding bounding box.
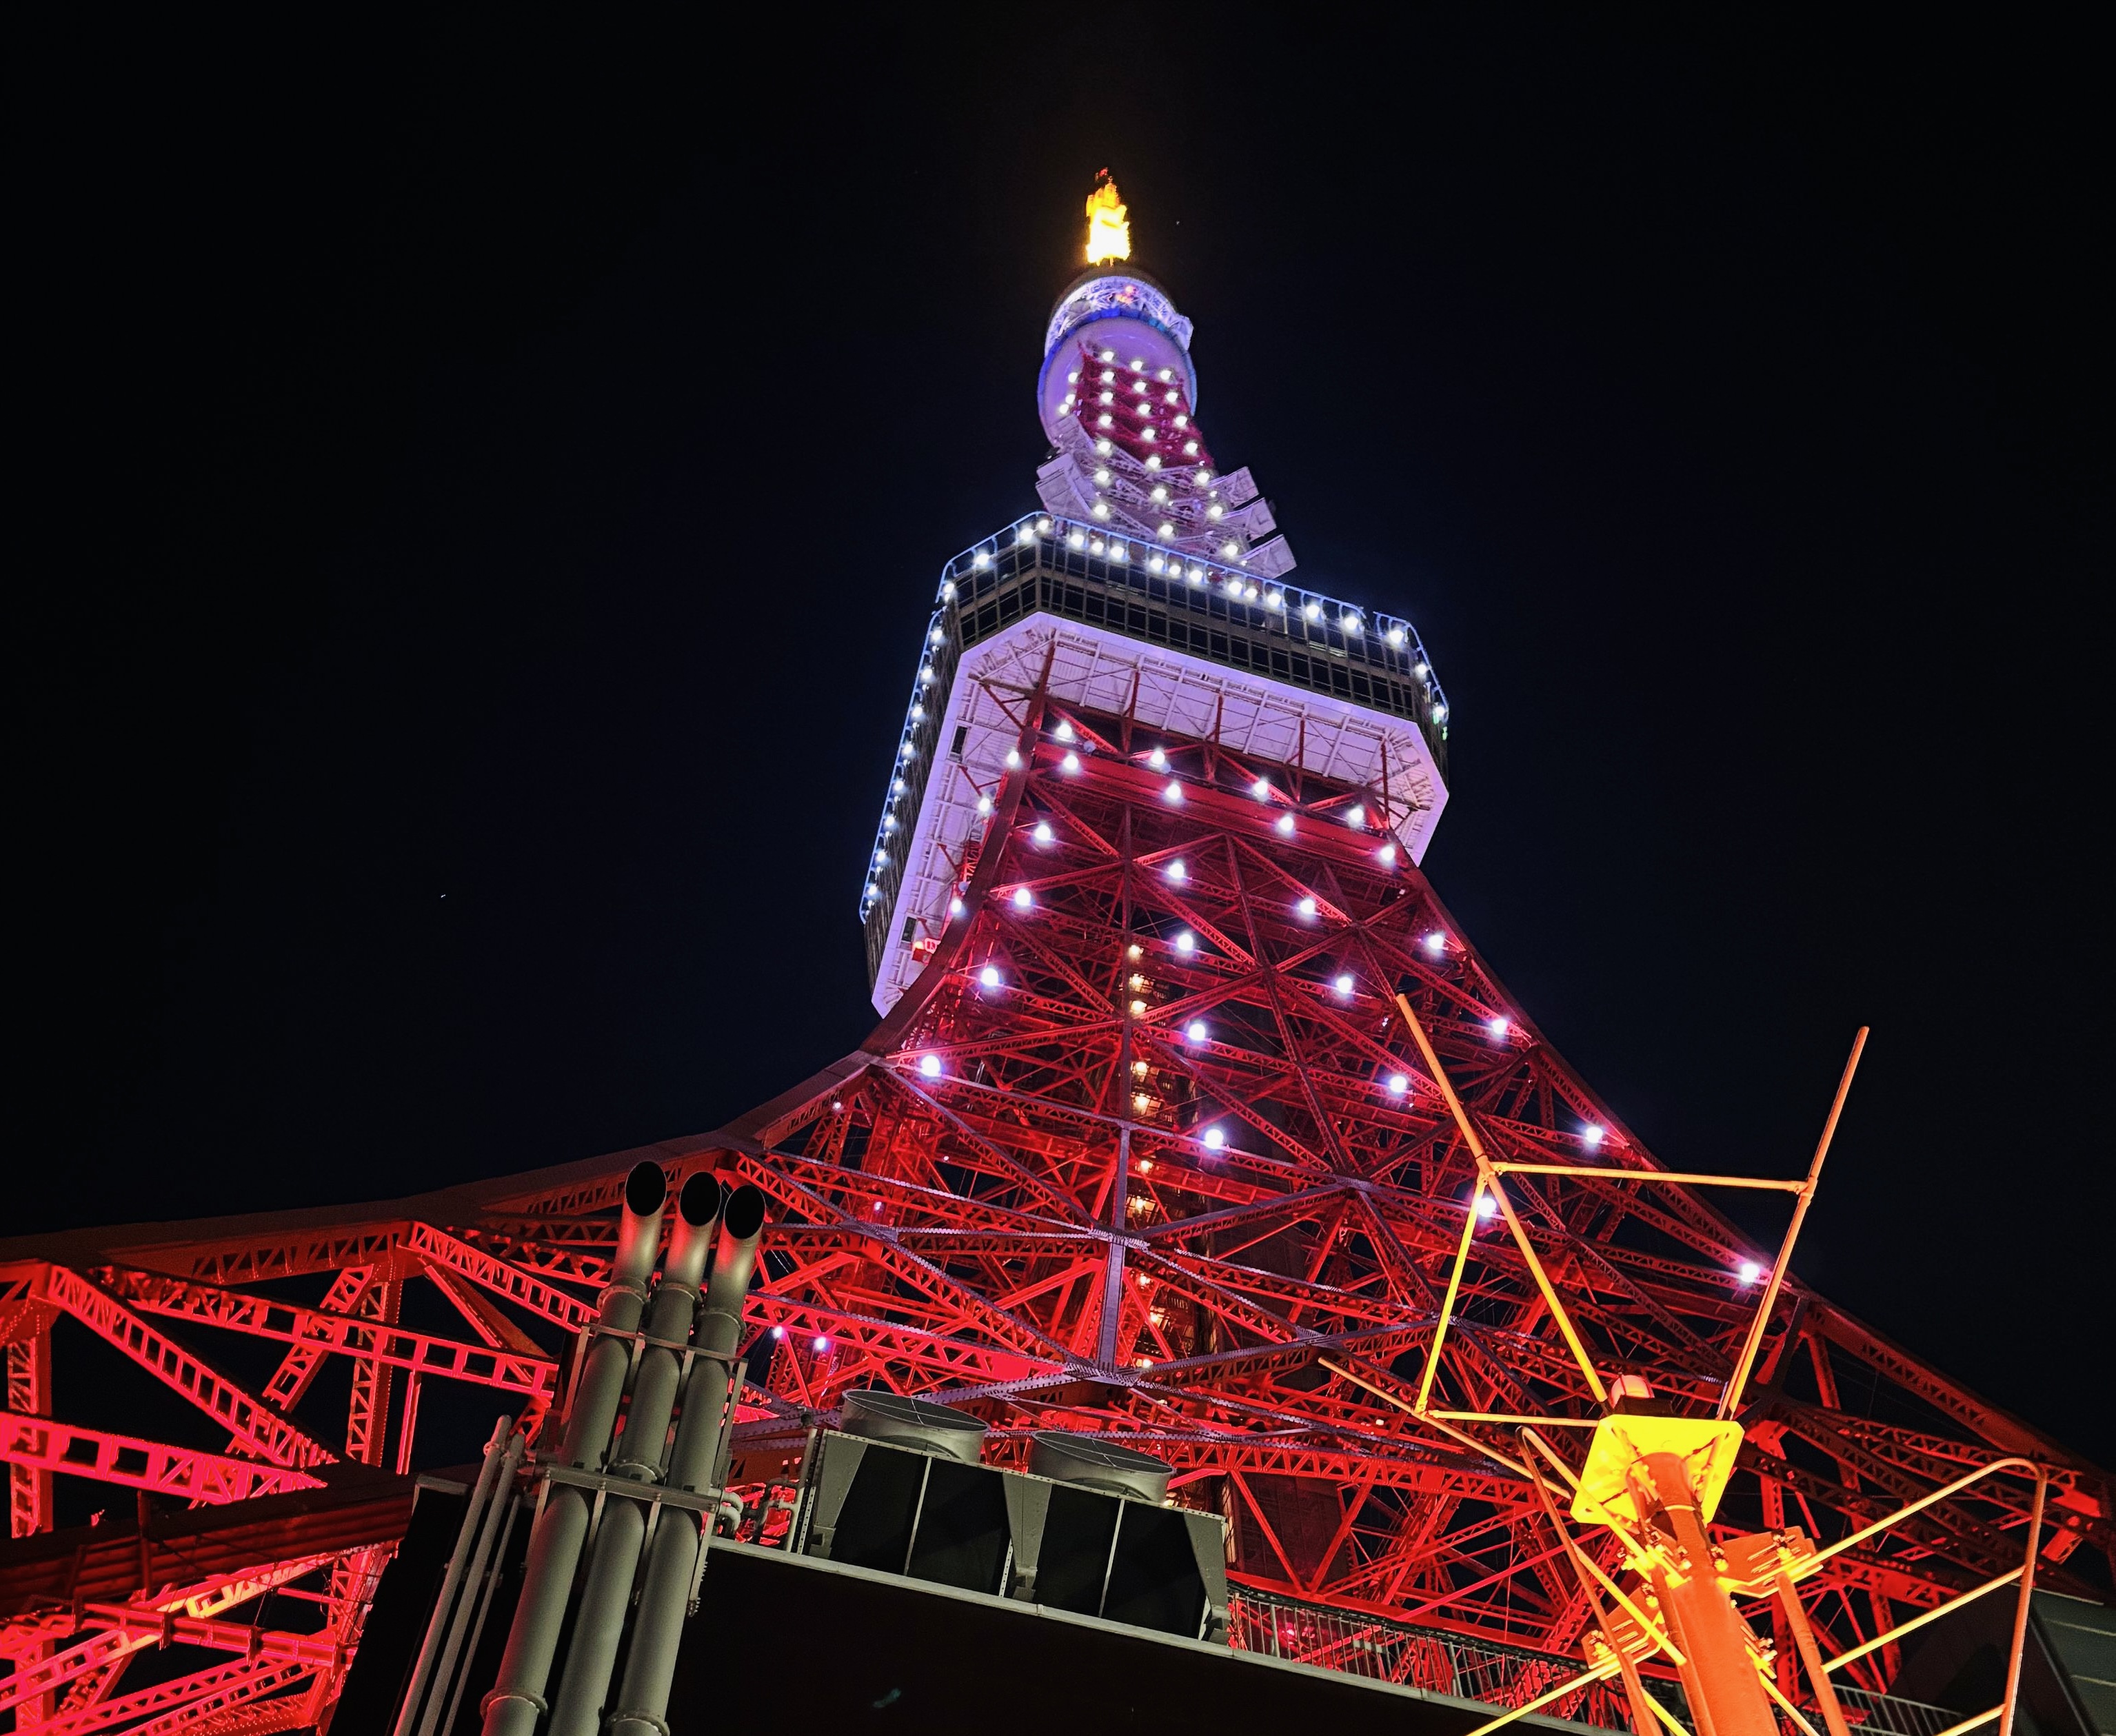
[791,1420,1226,1642]
[842,1389,989,1464]
[1030,1430,1173,1502]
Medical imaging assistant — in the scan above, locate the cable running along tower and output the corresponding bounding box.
[0,181,2107,1736]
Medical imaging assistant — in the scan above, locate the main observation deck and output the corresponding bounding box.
[860,513,1451,1008]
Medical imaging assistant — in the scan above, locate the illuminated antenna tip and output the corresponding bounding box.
[1085,173,1131,265]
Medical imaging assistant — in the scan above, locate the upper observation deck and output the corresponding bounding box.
[858,514,1451,1009]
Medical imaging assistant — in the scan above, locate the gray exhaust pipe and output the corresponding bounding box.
[545,1173,723,1736]
[478,1162,667,1736]
[606,1182,767,1736]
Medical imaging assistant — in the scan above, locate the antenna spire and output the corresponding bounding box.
[1085,174,1131,265]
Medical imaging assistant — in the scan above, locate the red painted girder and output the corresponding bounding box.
[32,1269,333,1470]
[1735,1437,2036,1588]
[0,1550,333,1719]
[341,1270,399,1471]
[8,1328,54,1541]
[1768,1410,2070,1582]
[92,1269,556,1402]
[407,1223,594,1332]
[1129,1252,1310,1344]
[128,1228,409,1288]
[793,1238,1067,1363]
[742,1293,1048,1385]
[447,1231,611,1286]
[481,1169,665,1218]
[1140,1326,1427,1386]
[1154,1435,1525,1502]
[787,1227,1106,1260]
[874,1072,1100,1223]
[0,1628,143,1717]
[34,1655,311,1736]
[254,1266,372,1429]
[0,1413,325,1505]
[1141,1247,1432,1329]
[1812,1302,2086,1465]
[759,1147,1075,1233]
[461,1213,618,1247]
[1141,1182,1351,1245]
[0,1298,59,1346]
[70,1602,342,1668]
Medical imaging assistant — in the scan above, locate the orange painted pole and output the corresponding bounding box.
[1997,1468,2048,1736]
[1823,1568,2022,1674]
[1520,1440,1664,1736]
[1394,992,1606,1406]
[1415,1180,1484,1416]
[1492,1164,1806,1190]
[1639,1452,1777,1736]
[1776,1571,1854,1736]
[1482,1170,1609,1404]
[1719,1029,1866,1420]
[1802,1455,2037,1573]
[1322,1357,1540,1481]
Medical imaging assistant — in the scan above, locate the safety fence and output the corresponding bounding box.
[1227,1589,1965,1736]
[1228,1588,1633,1728]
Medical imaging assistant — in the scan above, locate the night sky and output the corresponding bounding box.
[15,19,2109,1467]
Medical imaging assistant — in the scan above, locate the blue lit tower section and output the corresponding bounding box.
[859,188,1452,1008]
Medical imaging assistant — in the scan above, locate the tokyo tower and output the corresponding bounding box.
[1,176,2107,1736]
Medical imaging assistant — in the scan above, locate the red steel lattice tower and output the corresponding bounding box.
[1,181,2108,1734]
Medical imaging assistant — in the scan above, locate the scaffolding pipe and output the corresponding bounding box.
[546,1173,723,1736]
[391,1415,513,1736]
[607,1183,766,1736]
[414,1424,524,1736]
[478,1162,667,1736]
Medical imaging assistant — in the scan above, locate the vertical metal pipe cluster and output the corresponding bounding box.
[608,1182,765,1736]
[545,1172,721,1736]
[474,1162,765,1736]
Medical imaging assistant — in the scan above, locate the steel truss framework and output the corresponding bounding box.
[3,667,2109,1733]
